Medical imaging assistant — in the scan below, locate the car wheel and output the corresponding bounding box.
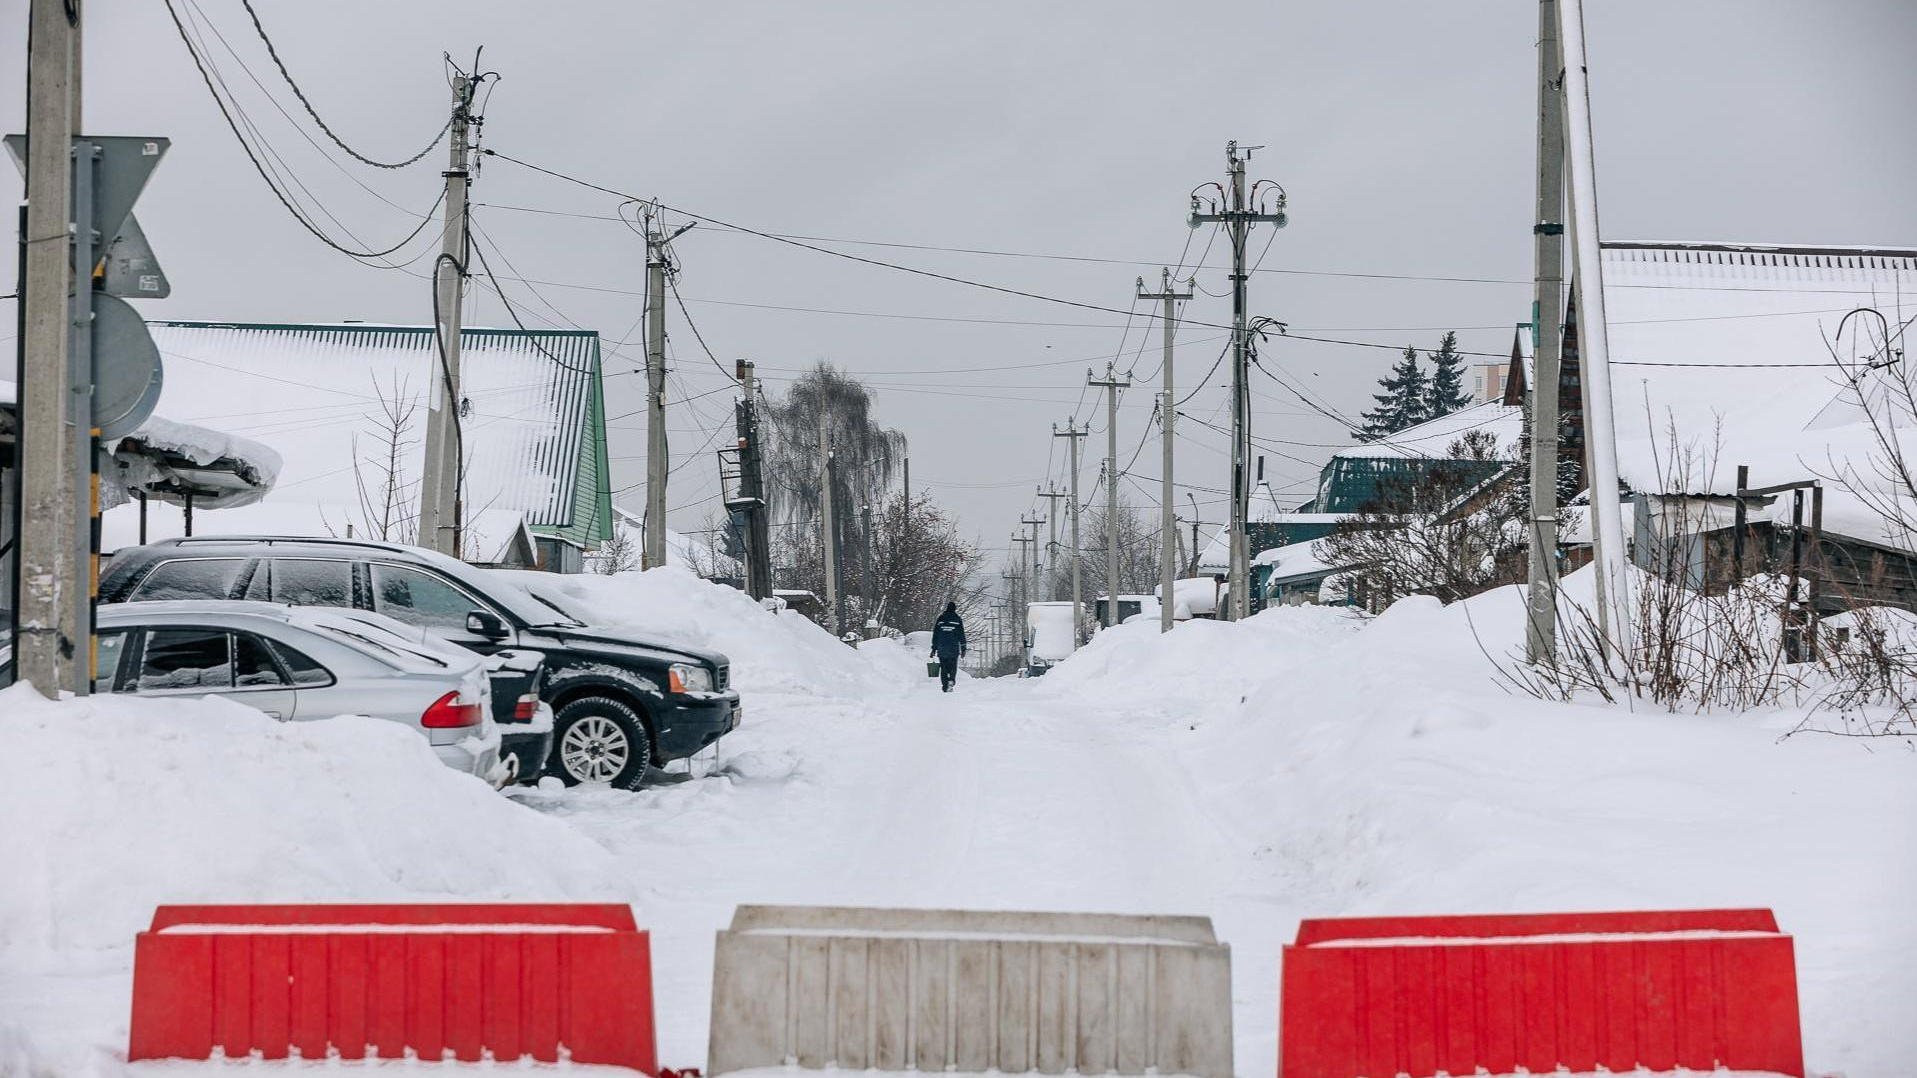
[552,697,652,790]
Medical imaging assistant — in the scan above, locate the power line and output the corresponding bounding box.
[238,0,455,169]
[479,148,1530,359]
[162,0,448,262]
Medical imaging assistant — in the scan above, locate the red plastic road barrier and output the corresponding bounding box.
[1280,909,1804,1078]
[128,904,656,1071]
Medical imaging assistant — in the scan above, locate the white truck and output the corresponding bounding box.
[1024,601,1079,676]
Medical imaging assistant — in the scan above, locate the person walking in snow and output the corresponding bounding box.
[930,601,967,692]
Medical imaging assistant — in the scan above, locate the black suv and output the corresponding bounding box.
[100,537,741,790]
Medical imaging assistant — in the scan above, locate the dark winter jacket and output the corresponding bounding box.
[931,609,967,660]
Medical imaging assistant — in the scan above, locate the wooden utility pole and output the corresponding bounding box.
[1525,0,1568,664]
[1088,365,1130,628]
[17,0,80,695]
[417,74,473,557]
[1139,268,1192,632]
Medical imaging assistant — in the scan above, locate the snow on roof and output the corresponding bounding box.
[132,321,606,544]
[1253,538,1344,583]
[1331,401,1525,462]
[1600,241,1917,496]
[609,504,742,576]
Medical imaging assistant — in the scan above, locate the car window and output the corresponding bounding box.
[95,631,130,693]
[138,628,234,691]
[266,639,332,686]
[269,559,355,608]
[130,558,244,601]
[234,633,289,688]
[371,564,481,630]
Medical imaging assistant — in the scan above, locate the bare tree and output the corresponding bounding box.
[1051,493,1161,600]
[594,516,640,575]
[1317,429,1526,609]
[341,375,419,544]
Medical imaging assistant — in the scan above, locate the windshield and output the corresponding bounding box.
[407,553,575,627]
[523,589,588,627]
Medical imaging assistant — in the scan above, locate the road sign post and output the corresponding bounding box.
[7,133,169,696]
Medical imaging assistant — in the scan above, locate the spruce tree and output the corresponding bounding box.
[1357,346,1429,440]
[1424,331,1472,418]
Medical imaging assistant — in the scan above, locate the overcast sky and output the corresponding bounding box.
[5,0,1915,572]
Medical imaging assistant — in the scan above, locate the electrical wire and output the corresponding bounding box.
[239,0,454,169]
[666,272,741,384]
[162,0,449,262]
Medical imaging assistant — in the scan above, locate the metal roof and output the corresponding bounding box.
[138,321,611,551]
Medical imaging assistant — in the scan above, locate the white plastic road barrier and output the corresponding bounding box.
[706,906,1233,1077]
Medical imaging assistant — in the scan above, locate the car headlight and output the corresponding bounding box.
[669,663,713,694]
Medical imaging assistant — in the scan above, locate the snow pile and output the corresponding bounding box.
[0,687,630,974]
[1038,604,1363,718]
[0,686,633,1075]
[1205,597,1912,1075]
[496,566,917,699]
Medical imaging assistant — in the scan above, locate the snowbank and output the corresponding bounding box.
[495,566,917,699]
[1038,604,1363,719]
[0,687,634,1075]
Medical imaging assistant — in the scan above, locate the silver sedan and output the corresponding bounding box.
[93,601,507,784]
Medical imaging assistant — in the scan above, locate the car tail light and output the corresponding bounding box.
[422,690,482,729]
[513,693,539,722]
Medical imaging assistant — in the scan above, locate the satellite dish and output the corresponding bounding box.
[92,292,164,440]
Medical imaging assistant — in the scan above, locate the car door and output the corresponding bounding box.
[366,561,504,651]
[127,626,300,720]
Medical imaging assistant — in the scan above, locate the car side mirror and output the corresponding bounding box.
[466,610,510,640]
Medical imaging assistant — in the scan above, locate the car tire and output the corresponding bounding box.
[551,697,652,790]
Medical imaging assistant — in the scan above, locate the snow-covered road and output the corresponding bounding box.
[511,675,1242,1072]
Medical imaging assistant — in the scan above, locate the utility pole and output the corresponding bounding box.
[731,360,773,600]
[1019,513,1045,635]
[1088,365,1130,628]
[1525,0,1568,665]
[417,74,474,557]
[820,416,839,637]
[1139,268,1192,632]
[1053,422,1087,645]
[17,0,79,695]
[1012,532,1035,625]
[1558,0,1632,658]
[1188,141,1286,622]
[1036,486,1068,602]
[639,207,696,570]
[861,497,875,636]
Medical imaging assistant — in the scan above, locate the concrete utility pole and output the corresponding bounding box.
[17,0,80,695]
[637,209,695,570]
[1525,0,1568,665]
[732,360,774,600]
[1139,268,1193,633]
[1088,364,1131,628]
[1036,486,1068,601]
[820,416,839,636]
[1018,512,1044,639]
[1189,141,1286,622]
[1053,423,1088,647]
[417,74,473,557]
[1558,0,1632,658]
[1012,531,1035,635]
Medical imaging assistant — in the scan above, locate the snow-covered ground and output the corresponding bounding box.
[2,568,1911,1076]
